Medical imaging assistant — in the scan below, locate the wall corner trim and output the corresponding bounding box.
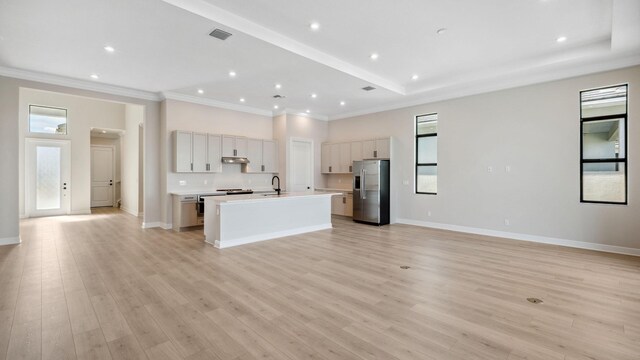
[0,236,21,246]
[141,222,172,230]
[396,218,640,257]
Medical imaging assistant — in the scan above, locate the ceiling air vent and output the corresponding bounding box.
[362,86,376,91]
[209,29,232,40]
[273,94,286,99]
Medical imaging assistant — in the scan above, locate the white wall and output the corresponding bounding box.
[121,104,143,216]
[0,77,20,244]
[328,66,639,251]
[19,88,126,215]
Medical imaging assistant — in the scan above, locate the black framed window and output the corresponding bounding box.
[416,113,438,194]
[580,84,628,204]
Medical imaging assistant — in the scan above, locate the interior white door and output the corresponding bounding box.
[91,146,114,207]
[290,139,313,192]
[25,139,71,217]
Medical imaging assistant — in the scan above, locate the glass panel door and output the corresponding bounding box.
[36,146,62,210]
[26,139,70,217]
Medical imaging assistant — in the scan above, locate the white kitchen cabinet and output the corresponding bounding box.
[262,140,278,173]
[173,131,222,173]
[222,135,248,157]
[173,131,193,172]
[351,141,363,163]
[362,138,390,159]
[339,142,351,173]
[192,133,207,172]
[243,139,278,173]
[321,143,331,173]
[330,192,353,216]
[245,138,263,173]
[206,134,222,172]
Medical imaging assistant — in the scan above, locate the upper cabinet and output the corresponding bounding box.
[243,139,278,173]
[322,137,391,174]
[222,135,248,158]
[363,138,390,159]
[173,131,223,173]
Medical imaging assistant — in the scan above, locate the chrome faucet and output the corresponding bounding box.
[271,175,281,196]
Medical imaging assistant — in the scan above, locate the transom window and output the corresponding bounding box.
[416,113,438,194]
[580,84,627,204]
[29,105,67,135]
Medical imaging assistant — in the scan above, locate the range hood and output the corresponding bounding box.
[222,157,250,164]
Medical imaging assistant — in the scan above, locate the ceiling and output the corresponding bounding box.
[1,0,639,120]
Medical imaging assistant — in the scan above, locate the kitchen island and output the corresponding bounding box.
[204,191,339,248]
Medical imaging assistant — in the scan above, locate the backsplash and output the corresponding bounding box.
[167,164,276,192]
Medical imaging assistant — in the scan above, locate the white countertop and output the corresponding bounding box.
[315,187,353,193]
[204,191,340,204]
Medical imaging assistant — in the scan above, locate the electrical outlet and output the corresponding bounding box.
[179,180,186,186]
[427,211,432,217]
[487,166,493,173]
[204,180,208,185]
[505,165,511,173]
[248,179,252,184]
[504,218,510,226]
[403,180,409,185]
[338,178,342,183]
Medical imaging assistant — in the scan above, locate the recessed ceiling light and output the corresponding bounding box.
[436,28,447,35]
[90,74,99,79]
[104,45,115,53]
[306,109,310,113]
[275,83,282,89]
[273,105,279,109]
[370,53,379,60]
[197,89,204,94]
[556,36,567,43]
[239,98,245,102]
[311,93,317,98]
[340,101,346,106]
[411,74,419,81]
[229,70,236,77]
[310,22,320,31]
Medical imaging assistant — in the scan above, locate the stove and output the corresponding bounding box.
[216,188,254,195]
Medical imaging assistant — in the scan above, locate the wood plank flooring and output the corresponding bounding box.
[1,208,639,360]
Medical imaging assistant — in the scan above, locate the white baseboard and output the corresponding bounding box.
[120,207,139,217]
[0,236,21,246]
[141,222,172,229]
[396,218,640,257]
[208,223,332,249]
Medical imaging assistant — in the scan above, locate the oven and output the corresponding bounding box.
[197,189,253,216]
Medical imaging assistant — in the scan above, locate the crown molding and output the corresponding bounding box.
[0,66,161,101]
[162,91,273,116]
[328,53,640,121]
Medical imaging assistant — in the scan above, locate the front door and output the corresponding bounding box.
[25,139,71,217]
[290,139,313,192]
[91,146,114,207]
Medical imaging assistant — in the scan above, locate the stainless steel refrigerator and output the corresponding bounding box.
[352,160,390,225]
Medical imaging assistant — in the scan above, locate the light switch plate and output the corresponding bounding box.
[179,180,186,186]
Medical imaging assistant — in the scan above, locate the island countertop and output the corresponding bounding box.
[204,191,340,204]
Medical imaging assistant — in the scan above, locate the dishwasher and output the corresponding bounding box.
[176,195,199,230]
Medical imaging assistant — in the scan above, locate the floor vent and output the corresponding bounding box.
[362,86,376,91]
[527,297,543,304]
[400,265,411,269]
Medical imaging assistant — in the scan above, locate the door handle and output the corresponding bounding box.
[349,165,352,172]
[361,169,366,199]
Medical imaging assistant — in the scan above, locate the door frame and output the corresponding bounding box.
[288,137,314,192]
[90,144,116,208]
[24,138,71,217]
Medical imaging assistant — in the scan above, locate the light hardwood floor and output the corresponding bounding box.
[1,208,639,360]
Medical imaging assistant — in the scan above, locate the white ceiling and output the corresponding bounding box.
[1,0,639,120]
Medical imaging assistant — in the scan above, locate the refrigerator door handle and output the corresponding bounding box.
[361,169,366,199]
